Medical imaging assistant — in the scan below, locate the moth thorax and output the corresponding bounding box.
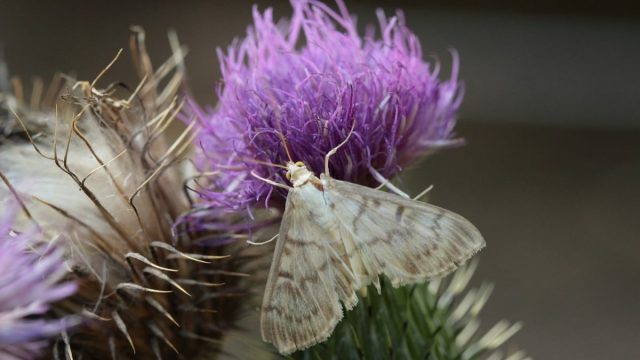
[286,161,314,187]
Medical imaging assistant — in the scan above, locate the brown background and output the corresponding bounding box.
[2,1,639,358]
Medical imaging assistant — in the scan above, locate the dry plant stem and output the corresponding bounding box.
[0,170,35,222]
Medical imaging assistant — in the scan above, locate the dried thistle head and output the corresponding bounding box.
[0,29,267,359]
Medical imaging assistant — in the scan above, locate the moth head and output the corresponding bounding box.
[285,161,313,186]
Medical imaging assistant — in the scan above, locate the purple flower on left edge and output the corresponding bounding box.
[0,204,77,360]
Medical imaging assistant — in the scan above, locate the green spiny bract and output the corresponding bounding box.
[292,261,526,360]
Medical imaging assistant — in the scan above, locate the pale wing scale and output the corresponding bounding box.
[323,175,485,287]
[260,188,359,355]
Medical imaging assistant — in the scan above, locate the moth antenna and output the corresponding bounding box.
[250,129,293,164]
[242,157,288,170]
[250,171,292,191]
[247,233,278,246]
[324,119,357,177]
[274,131,294,163]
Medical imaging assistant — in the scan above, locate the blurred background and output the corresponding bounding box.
[1,1,638,358]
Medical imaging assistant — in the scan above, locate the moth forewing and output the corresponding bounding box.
[260,184,359,355]
[322,175,485,286]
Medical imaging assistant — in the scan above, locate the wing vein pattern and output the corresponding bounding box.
[260,176,485,354]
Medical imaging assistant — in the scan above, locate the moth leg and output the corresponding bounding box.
[247,233,278,246]
[413,185,434,201]
[368,166,410,199]
[324,120,357,177]
[250,171,292,191]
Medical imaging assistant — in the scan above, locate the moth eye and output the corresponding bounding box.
[295,161,304,167]
[286,172,291,180]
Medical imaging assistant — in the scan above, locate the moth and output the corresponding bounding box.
[253,140,485,355]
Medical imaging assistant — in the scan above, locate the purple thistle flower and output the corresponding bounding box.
[0,204,77,359]
[190,0,463,213]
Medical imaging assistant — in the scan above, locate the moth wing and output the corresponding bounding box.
[324,176,485,287]
[260,187,358,355]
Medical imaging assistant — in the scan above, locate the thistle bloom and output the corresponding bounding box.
[190,0,463,213]
[0,205,77,360]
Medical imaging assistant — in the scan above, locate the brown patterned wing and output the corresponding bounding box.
[260,187,359,355]
[323,176,485,288]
